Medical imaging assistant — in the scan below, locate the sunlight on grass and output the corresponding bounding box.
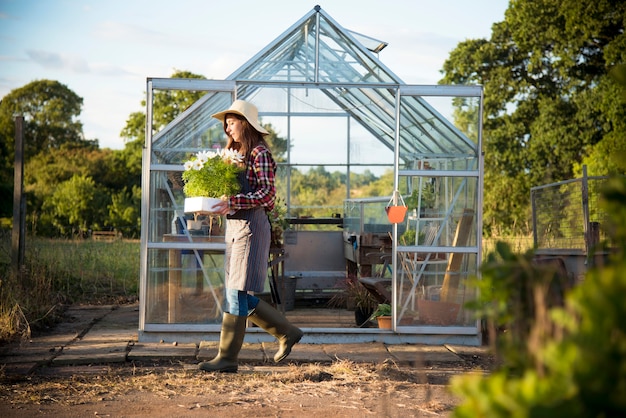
[0,235,140,342]
[29,238,140,298]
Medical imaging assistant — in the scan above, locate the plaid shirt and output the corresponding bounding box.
[228,144,276,212]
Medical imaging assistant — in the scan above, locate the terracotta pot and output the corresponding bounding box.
[385,205,407,224]
[376,316,392,329]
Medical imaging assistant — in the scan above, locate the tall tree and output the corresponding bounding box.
[121,70,207,144]
[441,0,626,235]
[24,143,138,236]
[0,80,90,217]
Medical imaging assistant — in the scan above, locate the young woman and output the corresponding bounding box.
[198,100,303,373]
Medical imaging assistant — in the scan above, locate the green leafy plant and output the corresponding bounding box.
[268,196,289,246]
[369,303,391,320]
[450,176,626,417]
[182,149,243,198]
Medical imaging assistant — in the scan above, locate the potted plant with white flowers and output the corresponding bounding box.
[182,149,244,216]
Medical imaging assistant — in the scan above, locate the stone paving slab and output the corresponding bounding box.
[52,342,129,365]
[1,335,77,358]
[267,342,332,363]
[322,342,392,363]
[53,306,116,335]
[445,343,492,356]
[21,335,78,347]
[1,362,39,376]
[197,341,266,363]
[1,344,60,376]
[1,343,62,358]
[387,344,462,365]
[239,342,267,362]
[128,342,197,362]
[81,306,139,342]
[79,330,137,343]
[35,364,118,377]
[1,351,56,364]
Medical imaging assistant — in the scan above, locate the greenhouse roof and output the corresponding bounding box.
[151,5,477,162]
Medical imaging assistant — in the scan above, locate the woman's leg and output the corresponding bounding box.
[226,289,254,316]
[248,299,303,362]
[198,289,250,373]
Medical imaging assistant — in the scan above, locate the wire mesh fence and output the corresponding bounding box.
[531,174,610,252]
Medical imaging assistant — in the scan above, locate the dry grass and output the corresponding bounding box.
[1,360,453,414]
[0,237,139,344]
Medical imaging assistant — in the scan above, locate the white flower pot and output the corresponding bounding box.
[184,197,222,214]
[186,220,203,231]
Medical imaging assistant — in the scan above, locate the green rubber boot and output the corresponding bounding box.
[248,299,303,362]
[198,313,247,373]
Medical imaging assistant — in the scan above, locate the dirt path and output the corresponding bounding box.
[1,303,493,417]
[1,352,496,418]
[2,361,464,417]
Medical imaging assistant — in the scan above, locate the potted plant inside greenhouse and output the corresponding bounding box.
[181,149,244,233]
[369,303,392,329]
[328,276,378,327]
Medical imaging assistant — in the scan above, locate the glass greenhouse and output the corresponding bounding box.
[139,5,484,345]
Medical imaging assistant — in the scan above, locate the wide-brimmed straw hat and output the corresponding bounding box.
[211,99,269,135]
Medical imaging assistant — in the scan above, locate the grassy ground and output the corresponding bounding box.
[0,234,139,343]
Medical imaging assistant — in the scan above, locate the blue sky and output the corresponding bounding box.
[0,0,509,149]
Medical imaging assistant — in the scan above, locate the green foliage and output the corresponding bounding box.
[22,142,142,237]
[575,64,626,177]
[43,174,108,236]
[0,80,86,158]
[400,228,416,246]
[268,196,289,246]
[107,186,142,238]
[466,242,564,374]
[355,169,394,198]
[404,184,435,211]
[451,176,626,417]
[453,255,626,417]
[181,153,242,198]
[121,70,207,144]
[610,64,626,102]
[0,80,89,218]
[263,123,288,162]
[369,303,391,319]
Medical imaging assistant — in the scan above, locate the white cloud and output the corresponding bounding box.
[92,21,170,45]
[26,50,90,73]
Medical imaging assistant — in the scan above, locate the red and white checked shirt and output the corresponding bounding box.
[228,144,276,212]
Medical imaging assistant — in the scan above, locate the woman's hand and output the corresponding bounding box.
[211,198,231,216]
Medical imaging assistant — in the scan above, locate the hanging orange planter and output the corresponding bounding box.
[385,206,407,223]
[385,192,407,224]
